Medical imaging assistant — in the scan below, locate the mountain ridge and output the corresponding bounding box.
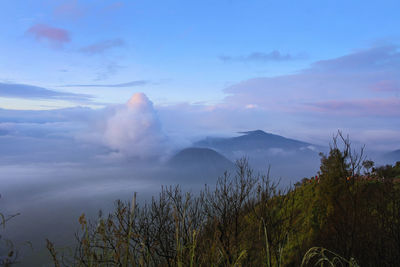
[194,130,315,152]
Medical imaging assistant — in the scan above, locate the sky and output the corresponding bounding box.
[0,0,400,154]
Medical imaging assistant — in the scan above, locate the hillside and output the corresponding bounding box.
[168,147,234,169]
[165,147,235,185]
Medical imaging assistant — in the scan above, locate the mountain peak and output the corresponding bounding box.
[195,129,313,152]
[238,130,269,136]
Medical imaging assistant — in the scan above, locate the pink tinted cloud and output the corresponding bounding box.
[27,24,70,46]
[80,39,124,55]
[305,98,400,116]
[370,80,400,92]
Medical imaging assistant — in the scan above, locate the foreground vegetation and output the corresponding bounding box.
[2,133,400,266]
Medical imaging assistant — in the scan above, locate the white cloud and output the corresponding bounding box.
[102,93,169,159]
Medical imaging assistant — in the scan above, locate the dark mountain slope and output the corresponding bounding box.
[169,147,233,169]
[166,147,235,184]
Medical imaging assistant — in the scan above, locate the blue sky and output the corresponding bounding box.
[0,0,400,151]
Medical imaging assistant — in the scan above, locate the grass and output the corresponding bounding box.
[301,247,360,267]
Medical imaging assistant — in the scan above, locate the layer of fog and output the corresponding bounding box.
[1,159,227,266]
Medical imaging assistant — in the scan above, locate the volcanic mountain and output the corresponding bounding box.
[194,130,324,185]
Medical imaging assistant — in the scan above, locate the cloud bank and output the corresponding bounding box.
[0,93,171,164]
[61,80,149,88]
[223,45,400,117]
[0,83,92,102]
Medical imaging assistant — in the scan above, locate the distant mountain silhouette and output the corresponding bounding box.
[194,130,317,153]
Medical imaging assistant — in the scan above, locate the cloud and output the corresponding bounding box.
[61,80,149,88]
[0,83,92,102]
[305,98,400,116]
[0,94,171,162]
[0,93,171,160]
[370,80,400,92]
[0,106,98,125]
[308,45,400,72]
[102,93,170,159]
[223,45,400,117]
[80,39,125,55]
[26,24,70,47]
[219,50,294,63]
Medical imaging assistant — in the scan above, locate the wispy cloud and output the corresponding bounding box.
[304,98,400,116]
[61,80,150,88]
[26,24,70,47]
[219,50,295,63]
[95,61,124,81]
[0,83,92,102]
[80,39,125,55]
[54,0,85,20]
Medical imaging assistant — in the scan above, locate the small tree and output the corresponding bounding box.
[314,131,366,260]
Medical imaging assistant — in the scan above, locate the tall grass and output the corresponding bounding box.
[301,247,360,267]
